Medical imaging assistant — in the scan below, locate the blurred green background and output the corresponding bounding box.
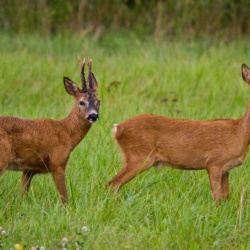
[1,0,249,40]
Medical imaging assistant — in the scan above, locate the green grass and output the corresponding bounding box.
[1,33,250,249]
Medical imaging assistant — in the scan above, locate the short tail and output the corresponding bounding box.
[112,124,122,140]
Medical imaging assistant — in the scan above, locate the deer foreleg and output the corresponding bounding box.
[221,171,229,199]
[207,166,223,204]
[52,167,68,204]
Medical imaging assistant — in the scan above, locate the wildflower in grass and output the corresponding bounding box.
[62,237,68,244]
[30,247,36,250]
[1,230,6,235]
[39,247,45,250]
[14,243,23,250]
[81,226,88,232]
[0,227,3,231]
[62,237,68,248]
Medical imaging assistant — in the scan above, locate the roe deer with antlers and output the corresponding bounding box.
[0,57,100,203]
[107,64,250,204]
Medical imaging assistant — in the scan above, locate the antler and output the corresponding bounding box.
[88,57,98,90]
[78,56,87,91]
[88,57,93,89]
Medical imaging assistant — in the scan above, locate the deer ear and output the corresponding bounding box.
[242,64,250,85]
[63,77,80,96]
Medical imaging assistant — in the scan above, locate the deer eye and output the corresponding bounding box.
[79,101,85,106]
[97,100,101,106]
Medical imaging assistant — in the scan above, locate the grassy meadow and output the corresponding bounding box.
[1,33,250,249]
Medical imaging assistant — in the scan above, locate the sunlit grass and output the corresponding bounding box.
[0,33,250,249]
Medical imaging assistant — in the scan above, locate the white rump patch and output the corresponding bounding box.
[113,124,119,134]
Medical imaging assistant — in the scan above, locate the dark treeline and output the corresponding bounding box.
[0,0,249,39]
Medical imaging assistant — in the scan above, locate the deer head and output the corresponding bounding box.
[63,57,100,123]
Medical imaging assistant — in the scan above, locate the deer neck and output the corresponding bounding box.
[239,101,250,145]
[61,105,92,147]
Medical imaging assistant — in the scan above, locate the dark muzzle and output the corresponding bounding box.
[88,113,98,122]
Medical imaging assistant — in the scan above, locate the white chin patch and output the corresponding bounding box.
[88,118,98,123]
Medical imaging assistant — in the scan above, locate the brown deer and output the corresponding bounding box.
[0,57,100,203]
[107,64,250,204]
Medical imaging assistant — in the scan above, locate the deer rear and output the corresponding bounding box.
[107,64,250,204]
[0,57,100,203]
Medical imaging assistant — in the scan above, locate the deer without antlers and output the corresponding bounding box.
[0,57,100,203]
[107,64,250,204]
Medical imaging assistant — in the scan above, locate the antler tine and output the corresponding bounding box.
[78,56,87,91]
[88,57,93,89]
[88,57,92,72]
[87,57,98,91]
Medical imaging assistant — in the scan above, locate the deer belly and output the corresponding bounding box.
[154,161,204,170]
[154,152,207,170]
[7,157,51,173]
[8,163,36,171]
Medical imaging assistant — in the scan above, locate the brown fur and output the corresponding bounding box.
[0,58,100,203]
[107,64,250,204]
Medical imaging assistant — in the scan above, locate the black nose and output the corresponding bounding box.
[88,113,98,122]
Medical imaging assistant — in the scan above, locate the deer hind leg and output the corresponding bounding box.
[106,157,155,194]
[51,167,68,204]
[221,171,229,200]
[21,171,35,194]
[0,161,8,176]
[207,166,223,204]
[0,140,12,177]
